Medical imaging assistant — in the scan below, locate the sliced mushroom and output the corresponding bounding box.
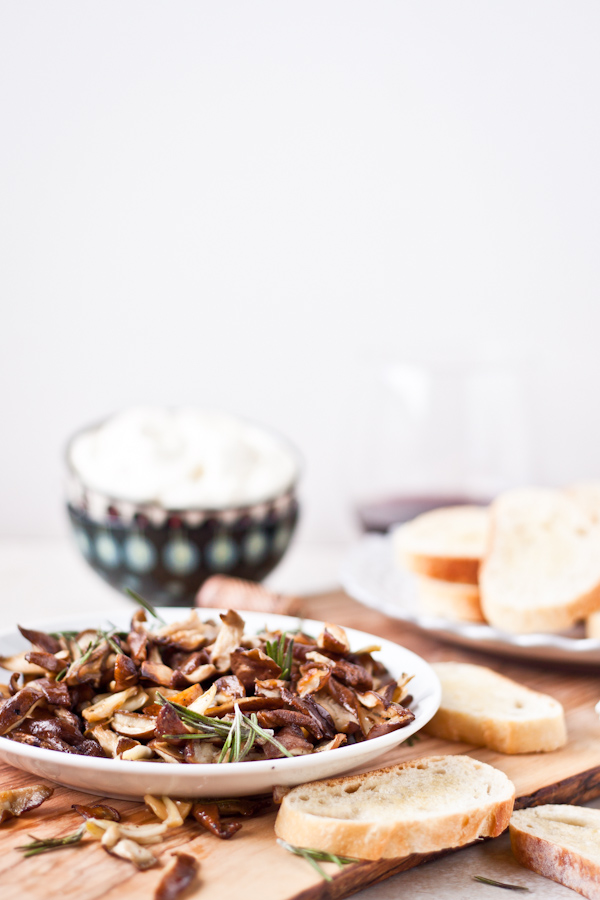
[0,783,54,825]
[184,739,222,764]
[86,817,167,844]
[186,683,217,715]
[72,803,121,821]
[192,802,242,839]
[108,838,159,869]
[17,626,61,654]
[167,683,204,707]
[154,611,209,651]
[312,687,360,734]
[148,739,185,763]
[65,640,111,688]
[0,652,46,675]
[23,651,66,674]
[317,623,350,655]
[140,660,187,690]
[296,665,331,697]
[331,658,373,692]
[111,711,157,740]
[181,662,217,685]
[82,686,140,723]
[213,675,245,702]
[144,794,189,827]
[262,724,314,759]
[127,630,148,663]
[314,733,348,752]
[30,677,71,707]
[230,648,282,688]
[155,852,199,900]
[207,610,245,673]
[154,703,193,741]
[120,743,155,761]
[0,686,43,735]
[113,654,139,690]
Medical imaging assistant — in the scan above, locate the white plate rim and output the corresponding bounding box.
[340,534,600,664]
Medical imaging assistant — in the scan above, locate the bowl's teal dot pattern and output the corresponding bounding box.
[206,535,239,571]
[273,524,293,555]
[124,534,157,573]
[163,538,200,575]
[74,528,92,560]
[243,528,268,563]
[67,492,299,606]
[95,532,121,568]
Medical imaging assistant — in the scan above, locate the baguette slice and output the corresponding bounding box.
[510,805,600,899]
[424,663,567,753]
[275,755,515,860]
[480,487,600,633]
[415,575,485,623]
[392,506,489,585]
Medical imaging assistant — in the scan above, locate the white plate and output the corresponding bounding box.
[341,534,600,666]
[0,608,440,800]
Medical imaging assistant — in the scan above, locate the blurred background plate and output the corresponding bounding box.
[340,533,600,666]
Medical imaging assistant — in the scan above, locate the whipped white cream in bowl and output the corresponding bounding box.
[65,408,301,606]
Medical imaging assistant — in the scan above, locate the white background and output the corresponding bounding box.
[2,1,600,545]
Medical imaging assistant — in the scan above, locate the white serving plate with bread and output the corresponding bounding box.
[0,609,441,800]
[341,532,600,665]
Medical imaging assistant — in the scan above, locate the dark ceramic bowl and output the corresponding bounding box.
[64,421,301,607]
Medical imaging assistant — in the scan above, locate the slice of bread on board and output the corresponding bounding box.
[275,754,515,860]
[510,805,600,900]
[415,575,485,623]
[392,505,489,585]
[480,487,600,633]
[423,662,567,753]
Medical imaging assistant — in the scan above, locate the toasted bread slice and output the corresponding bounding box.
[392,506,489,585]
[510,805,600,899]
[415,575,485,623]
[274,755,515,860]
[480,487,600,633]
[424,663,566,753]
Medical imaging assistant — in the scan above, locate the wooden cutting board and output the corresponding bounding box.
[1,589,600,900]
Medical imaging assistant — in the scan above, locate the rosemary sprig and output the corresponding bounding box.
[156,694,293,761]
[276,839,360,881]
[472,875,531,892]
[265,633,294,679]
[99,628,123,656]
[49,630,80,640]
[125,588,166,625]
[17,826,85,857]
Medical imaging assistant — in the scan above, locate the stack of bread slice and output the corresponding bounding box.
[392,483,600,635]
[392,504,489,624]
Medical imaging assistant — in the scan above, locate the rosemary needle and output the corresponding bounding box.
[277,839,360,882]
[18,826,85,857]
[125,588,166,624]
[473,875,531,892]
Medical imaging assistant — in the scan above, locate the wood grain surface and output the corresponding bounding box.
[1,589,599,900]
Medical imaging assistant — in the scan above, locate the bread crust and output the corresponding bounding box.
[510,807,600,900]
[423,663,567,754]
[275,755,515,861]
[400,552,480,585]
[415,575,484,623]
